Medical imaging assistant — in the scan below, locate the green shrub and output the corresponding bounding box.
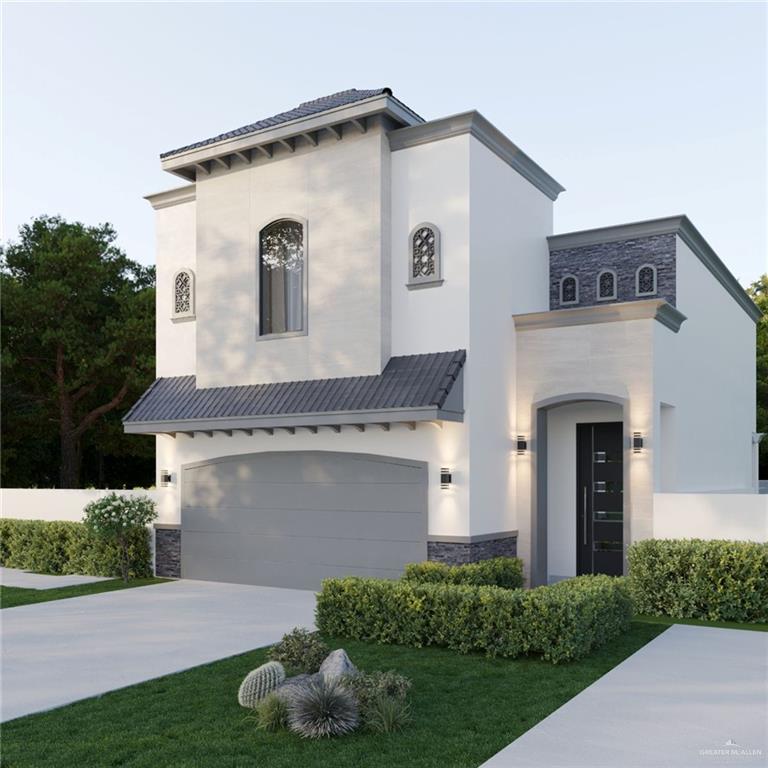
[268,628,329,674]
[0,518,152,579]
[628,539,768,623]
[83,493,157,582]
[403,557,524,589]
[341,670,411,713]
[253,693,289,732]
[364,693,411,734]
[316,574,632,664]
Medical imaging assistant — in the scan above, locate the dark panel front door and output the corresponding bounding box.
[576,422,623,576]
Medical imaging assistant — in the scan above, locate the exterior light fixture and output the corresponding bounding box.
[159,470,172,487]
[516,436,527,455]
[632,432,644,453]
[440,467,452,489]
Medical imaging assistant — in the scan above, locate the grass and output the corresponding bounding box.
[0,622,665,768]
[635,614,768,632]
[0,578,169,609]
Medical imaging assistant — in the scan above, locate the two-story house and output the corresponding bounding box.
[124,88,760,588]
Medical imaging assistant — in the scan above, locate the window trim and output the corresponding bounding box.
[407,222,443,289]
[559,274,579,306]
[256,215,308,341]
[171,268,195,322]
[596,268,618,301]
[635,263,658,297]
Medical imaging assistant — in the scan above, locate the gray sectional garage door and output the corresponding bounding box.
[180,451,428,589]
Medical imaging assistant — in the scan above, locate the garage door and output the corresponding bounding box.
[180,451,428,589]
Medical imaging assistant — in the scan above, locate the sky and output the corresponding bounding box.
[3,2,767,285]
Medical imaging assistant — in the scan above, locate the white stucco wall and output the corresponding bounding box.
[155,422,470,537]
[653,237,756,492]
[153,190,197,377]
[546,401,623,581]
[653,492,768,541]
[194,119,391,389]
[467,138,553,538]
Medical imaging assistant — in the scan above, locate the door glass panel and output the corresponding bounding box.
[594,510,623,522]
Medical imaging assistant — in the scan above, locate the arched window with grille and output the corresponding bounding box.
[635,264,657,296]
[408,223,443,288]
[597,269,617,301]
[172,268,195,320]
[559,274,579,306]
[259,218,306,337]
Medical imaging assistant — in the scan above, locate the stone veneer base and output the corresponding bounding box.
[155,528,181,578]
[427,535,517,565]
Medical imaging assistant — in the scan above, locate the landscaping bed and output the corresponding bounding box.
[0,624,665,768]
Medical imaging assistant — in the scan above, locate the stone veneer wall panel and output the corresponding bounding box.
[549,233,676,310]
[427,534,517,565]
[155,527,181,578]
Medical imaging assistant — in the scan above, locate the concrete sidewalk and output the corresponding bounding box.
[1,579,316,722]
[482,624,767,768]
[0,566,112,589]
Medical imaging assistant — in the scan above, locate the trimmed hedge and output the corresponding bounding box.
[0,518,152,579]
[628,539,768,623]
[316,574,632,664]
[403,556,524,590]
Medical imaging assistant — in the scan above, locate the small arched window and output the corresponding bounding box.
[172,268,195,320]
[560,275,579,305]
[636,264,657,296]
[597,269,617,301]
[259,218,306,336]
[408,223,443,288]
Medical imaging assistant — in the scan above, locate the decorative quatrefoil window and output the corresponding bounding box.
[172,268,195,320]
[560,274,579,305]
[408,223,443,289]
[636,264,657,296]
[597,269,617,301]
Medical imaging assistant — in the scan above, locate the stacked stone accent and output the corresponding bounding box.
[549,233,676,310]
[427,534,517,566]
[155,527,181,578]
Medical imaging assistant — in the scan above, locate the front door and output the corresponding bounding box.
[576,422,623,576]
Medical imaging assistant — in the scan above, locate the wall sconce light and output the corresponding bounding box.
[159,470,172,487]
[516,436,527,455]
[440,467,452,489]
[632,433,644,453]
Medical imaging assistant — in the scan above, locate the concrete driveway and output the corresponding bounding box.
[1,579,316,722]
[481,624,768,767]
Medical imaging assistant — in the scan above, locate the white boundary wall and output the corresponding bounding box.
[0,489,164,523]
[653,493,768,542]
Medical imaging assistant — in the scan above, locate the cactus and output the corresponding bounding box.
[238,661,286,708]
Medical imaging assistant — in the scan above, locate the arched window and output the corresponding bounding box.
[559,274,579,305]
[597,269,617,301]
[172,268,195,320]
[408,223,443,288]
[259,218,306,336]
[636,264,657,296]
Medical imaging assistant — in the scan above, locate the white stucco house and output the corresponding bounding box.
[124,88,761,588]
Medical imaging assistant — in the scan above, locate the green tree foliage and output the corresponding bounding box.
[1,216,155,488]
[747,275,767,477]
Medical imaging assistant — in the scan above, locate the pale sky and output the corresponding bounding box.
[3,2,767,285]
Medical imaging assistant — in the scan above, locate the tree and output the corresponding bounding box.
[1,216,155,488]
[82,492,157,582]
[747,275,767,478]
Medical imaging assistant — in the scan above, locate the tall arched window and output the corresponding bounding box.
[597,269,617,301]
[636,264,657,296]
[172,268,195,320]
[259,218,306,336]
[408,223,443,288]
[560,274,579,305]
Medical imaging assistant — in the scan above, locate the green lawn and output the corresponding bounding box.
[0,622,665,768]
[0,578,169,609]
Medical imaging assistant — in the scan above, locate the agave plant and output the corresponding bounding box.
[287,678,359,738]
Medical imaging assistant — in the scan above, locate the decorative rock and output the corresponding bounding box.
[319,649,357,682]
[238,661,286,708]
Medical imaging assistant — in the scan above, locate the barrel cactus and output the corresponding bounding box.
[238,661,286,708]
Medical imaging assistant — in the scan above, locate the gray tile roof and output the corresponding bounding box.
[161,88,408,159]
[124,350,466,426]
